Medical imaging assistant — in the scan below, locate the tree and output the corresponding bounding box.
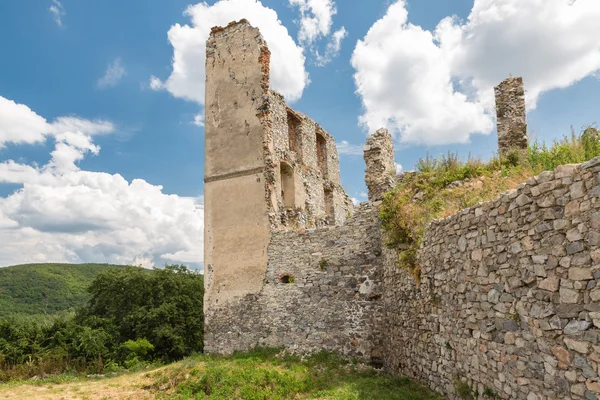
[77,265,204,361]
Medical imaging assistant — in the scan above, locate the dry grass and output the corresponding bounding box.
[0,369,158,399]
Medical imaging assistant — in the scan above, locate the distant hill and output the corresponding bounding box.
[0,263,129,319]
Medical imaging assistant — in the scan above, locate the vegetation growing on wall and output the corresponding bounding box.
[380,127,600,280]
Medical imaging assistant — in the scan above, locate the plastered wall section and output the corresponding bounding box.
[203,204,385,361]
[383,157,600,400]
[204,22,271,311]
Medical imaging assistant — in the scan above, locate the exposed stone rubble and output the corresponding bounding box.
[204,203,385,363]
[385,158,600,399]
[495,77,528,155]
[364,128,396,201]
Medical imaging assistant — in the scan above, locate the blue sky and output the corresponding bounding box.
[0,0,599,269]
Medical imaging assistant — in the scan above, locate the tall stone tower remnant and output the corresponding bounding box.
[494,77,528,155]
[364,128,395,201]
[203,20,354,350]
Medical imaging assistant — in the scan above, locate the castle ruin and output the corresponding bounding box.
[204,20,600,400]
[495,77,528,155]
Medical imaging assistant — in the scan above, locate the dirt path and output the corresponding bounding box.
[0,369,159,400]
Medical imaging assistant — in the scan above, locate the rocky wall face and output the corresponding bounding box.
[298,117,318,170]
[384,157,600,399]
[364,128,396,201]
[495,77,528,155]
[325,135,342,186]
[269,92,290,156]
[204,204,385,362]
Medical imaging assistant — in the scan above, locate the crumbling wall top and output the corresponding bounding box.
[364,128,396,201]
[494,76,528,155]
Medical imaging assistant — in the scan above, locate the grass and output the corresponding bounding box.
[0,348,442,399]
[380,126,600,279]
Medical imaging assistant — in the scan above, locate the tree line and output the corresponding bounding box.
[0,265,204,381]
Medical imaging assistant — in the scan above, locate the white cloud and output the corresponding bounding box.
[289,0,336,45]
[149,76,164,91]
[351,197,360,206]
[97,58,126,89]
[316,27,347,66]
[352,0,600,146]
[336,140,363,156]
[0,96,51,148]
[289,0,346,66]
[193,114,204,127]
[152,0,308,105]
[359,192,368,199]
[395,163,403,174]
[49,0,65,27]
[0,97,203,269]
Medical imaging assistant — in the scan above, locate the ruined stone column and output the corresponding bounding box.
[203,20,273,352]
[364,128,396,201]
[494,77,528,155]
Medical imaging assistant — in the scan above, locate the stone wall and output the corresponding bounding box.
[383,157,600,399]
[365,128,396,201]
[204,203,385,363]
[495,77,528,155]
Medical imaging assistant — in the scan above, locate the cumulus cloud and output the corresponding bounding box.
[395,163,403,174]
[97,58,126,89]
[0,97,203,270]
[151,0,308,105]
[336,140,363,156]
[49,0,65,27]
[352,0,600,146]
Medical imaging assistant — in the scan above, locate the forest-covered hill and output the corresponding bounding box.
[0,263,128,319]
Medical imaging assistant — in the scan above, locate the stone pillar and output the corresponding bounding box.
[364,128,396,201]
[203,20,273,352]
[494,77,528,155]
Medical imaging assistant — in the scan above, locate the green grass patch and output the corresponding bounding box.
[149,348,441,399]
[380,127,600,280]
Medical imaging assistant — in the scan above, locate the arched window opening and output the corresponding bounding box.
[280,162,296,209]
[316,131,328,178]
